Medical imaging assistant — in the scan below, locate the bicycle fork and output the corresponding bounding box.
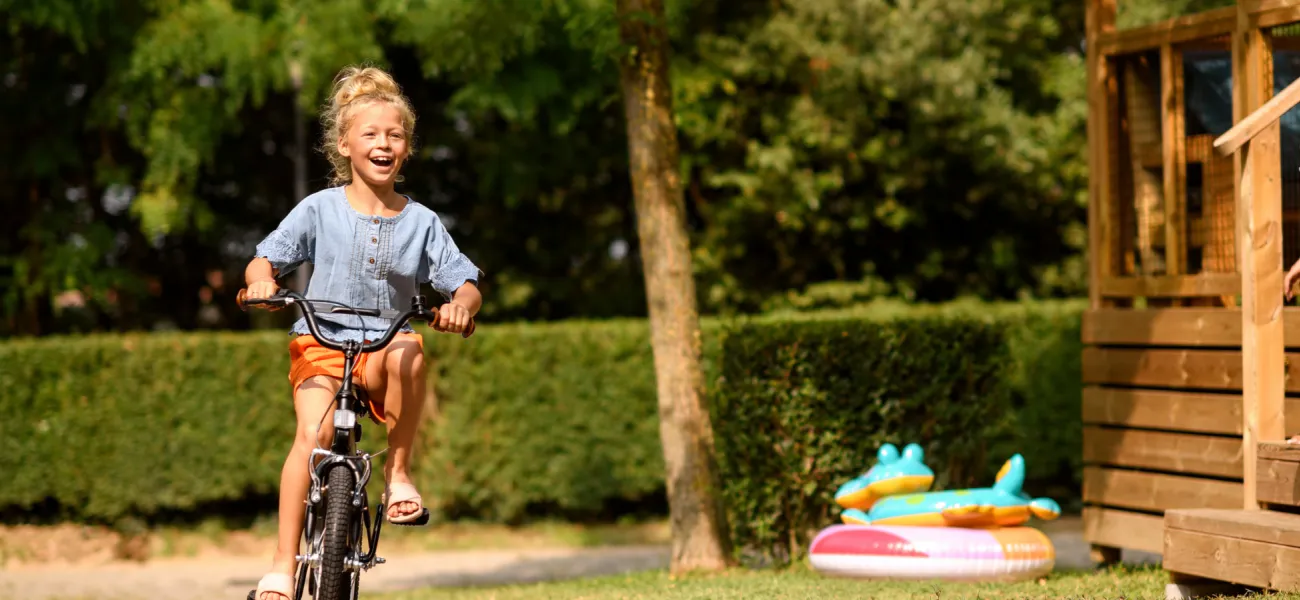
[299,438,389,582]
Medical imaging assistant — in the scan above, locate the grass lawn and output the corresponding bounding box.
[362,563,1274,600]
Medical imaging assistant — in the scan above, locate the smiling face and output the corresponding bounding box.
[338,101,410,188]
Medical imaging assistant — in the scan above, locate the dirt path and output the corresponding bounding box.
[0,545,671,600]
[0,517,1159,600]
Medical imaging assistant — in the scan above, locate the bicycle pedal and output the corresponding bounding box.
[392,508,431,527]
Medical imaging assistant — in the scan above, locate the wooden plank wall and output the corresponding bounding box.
[1081,308,1300,556]
[1083,0,1300,563]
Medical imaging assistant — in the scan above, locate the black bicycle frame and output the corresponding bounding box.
[243,288,448,504]
[332,345,361,455]
[240,289,469,600]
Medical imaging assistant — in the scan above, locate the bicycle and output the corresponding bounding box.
[236,288,475,600]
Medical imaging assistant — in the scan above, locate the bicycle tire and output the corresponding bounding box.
[315,463,355,600]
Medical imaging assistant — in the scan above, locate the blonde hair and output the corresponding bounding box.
[320,65,417,186]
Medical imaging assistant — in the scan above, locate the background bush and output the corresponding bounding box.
[710,312,1015,566]
[0,300,1085,531]
[417,318,669,523]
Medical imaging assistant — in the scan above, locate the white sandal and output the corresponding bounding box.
[252,572,294,600]
[384,481,427,524]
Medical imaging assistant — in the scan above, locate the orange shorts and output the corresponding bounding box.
[288,332,425,424]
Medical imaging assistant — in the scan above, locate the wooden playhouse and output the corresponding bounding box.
[1082,0,1300,591]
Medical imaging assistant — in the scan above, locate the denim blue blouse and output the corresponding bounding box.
[254,186,482,343]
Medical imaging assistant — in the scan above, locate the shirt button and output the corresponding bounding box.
[369,258,375,264]
[371,237,377,244]
[372,219,379,224]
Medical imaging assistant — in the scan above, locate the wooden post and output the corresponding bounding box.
[1088,0,1118,311]
[1086,0,1122,567]
[1235,1,1286,510]
[1163,44,1187,284]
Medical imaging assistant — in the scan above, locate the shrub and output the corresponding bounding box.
[0,322,670,526]
[710,312,1016,566]
[0,299,1086,531]
[0,331,297,523]
[418,318,667,523]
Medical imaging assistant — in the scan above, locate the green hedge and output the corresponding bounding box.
[417,319,669,523]
[711,313,1016,565]
[0,322,670,526]
[0,331,297,522]
[0,299,1086,532]
[759,299,1086,501]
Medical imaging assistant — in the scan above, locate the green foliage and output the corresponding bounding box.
[417,318,667,523]
[0,331,296,521]
[120,0,392,236]
[673,0,1090,309]
[760,297,1088,502]
[0,322,666,525]
[985,301,1086,503]
[4,0,1240,333]
[710,312,1015,566]
[0,301,1086,530]
[1117,0,1236,29]
[5,0,1118,334]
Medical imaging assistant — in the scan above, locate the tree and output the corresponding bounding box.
[616,0,733,573]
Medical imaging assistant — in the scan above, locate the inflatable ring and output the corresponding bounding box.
[808,524,1055,582]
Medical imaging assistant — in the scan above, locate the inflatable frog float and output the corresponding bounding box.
[833,443,1060,528]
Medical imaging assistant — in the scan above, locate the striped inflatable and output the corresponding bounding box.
[808,524,1055,582]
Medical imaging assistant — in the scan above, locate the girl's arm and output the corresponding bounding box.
[451,281,482,316]
[244,257,280,299]
[252,197,317,287]
[246,257,278,284]
[424,214,482,334]
[433,281,481,334]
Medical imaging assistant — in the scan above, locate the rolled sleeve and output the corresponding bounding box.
[254,200,315,275]
[424,215,481,299]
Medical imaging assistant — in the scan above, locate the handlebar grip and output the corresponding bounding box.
[236,288,286,311]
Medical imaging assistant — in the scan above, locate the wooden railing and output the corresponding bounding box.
[1214,76,1300,156]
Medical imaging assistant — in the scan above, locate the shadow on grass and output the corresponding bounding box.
[226,546,671,591]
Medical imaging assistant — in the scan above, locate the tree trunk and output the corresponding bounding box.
[616,0,733,573]
[289,58,312,294]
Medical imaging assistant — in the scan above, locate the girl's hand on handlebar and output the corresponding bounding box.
[433,302,471,334]
[247,279,280,301]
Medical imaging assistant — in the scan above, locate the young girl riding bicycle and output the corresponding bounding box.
[243,65,482,600]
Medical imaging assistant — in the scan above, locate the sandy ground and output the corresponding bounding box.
[0,516,1159,600]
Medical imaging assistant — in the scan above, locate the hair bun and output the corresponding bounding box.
[331,66,403,109]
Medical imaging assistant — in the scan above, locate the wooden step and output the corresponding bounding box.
[1258,441,1300,507]
[1163,508,1300,591]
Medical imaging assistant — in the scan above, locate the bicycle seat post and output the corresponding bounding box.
[411,294,427,313]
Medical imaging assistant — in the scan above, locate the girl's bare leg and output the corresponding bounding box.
[261,375,340,600]
[363,334,426,520]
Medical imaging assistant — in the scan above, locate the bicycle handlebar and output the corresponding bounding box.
[236,288,475,352]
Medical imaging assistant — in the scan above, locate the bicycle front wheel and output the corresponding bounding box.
[315,463,356,600]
